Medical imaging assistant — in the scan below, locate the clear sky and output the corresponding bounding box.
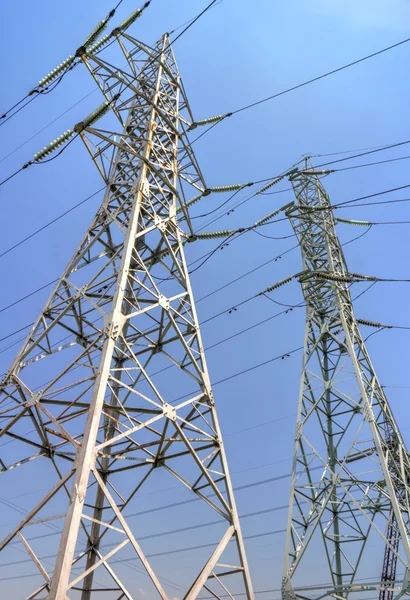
[0,0,410,597]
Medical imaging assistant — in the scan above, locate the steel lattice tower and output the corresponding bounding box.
[282,164,410,600]
[0,33,254,600]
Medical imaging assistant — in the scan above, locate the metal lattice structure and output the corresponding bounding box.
[282,164,410,600]
[0,33,254,600]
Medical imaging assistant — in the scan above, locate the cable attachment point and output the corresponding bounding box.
[196,229,233,240]
[210,183,249,193]
[188,112,232,131]
[357,318,392,329]
[74,93,120,132]
[87,33,112,54]
[293,169,334,177]
[263,275,295,294]
[33,130,75,162]
[118,5,145,33]
[336,218,374,226]
[176,193,204,214]
[36,56,76,90]
[258,168,298,194]
[254,202,294,227]
[186,234,198,243]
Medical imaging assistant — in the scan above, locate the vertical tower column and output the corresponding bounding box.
[0,34,253,600]
[283,163,410,600]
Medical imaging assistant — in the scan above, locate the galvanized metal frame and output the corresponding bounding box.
[0,34,254,600]
[282,163,410,600]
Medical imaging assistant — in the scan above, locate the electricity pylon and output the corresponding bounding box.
[282,163,410,600]
[0,33,254,600]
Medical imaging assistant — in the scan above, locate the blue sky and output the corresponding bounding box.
[0,0,410,597]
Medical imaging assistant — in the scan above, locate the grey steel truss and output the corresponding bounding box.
[282,163,410,600]
[0,33,254,600]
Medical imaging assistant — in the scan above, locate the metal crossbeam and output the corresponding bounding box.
[0,33,253,600]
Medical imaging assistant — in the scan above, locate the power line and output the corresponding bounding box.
[301,183,410,213]
[0,4,224,166]
[189,36,410,135]
[199,179,410,233]
[171,345,304,405]
[1,129,409,264]
[231,37,410,115]
[4,30,410,191]
[2,178,410,329]
[168,0,224,35]
[340,225,373,247]
[0,133,78,188]
[0,241,298,351]
[2,480,294,551]
[0,323,33,344]
[170,0,219,44]
[0,170,285,261]
[0,468,306,573]
[0,187,104,259]
[0,278,58,316]
[315,139,410,168]
[308,143,403,159]
[196,245,299,303]
[0,247,299,372]
[332,153,410,172]
[0,90,97,165]
[337,197,410,210]
[0,95,38,128]
[0,1,149,126]
[0,335,304,450]
[0,0,216,188]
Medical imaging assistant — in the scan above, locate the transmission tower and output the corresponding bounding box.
[282,163,410,600]
[0,33,254,600]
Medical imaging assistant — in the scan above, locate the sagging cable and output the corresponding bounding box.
[188,113,233,131]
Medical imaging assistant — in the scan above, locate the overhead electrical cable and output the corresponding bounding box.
[0,0,223,187]
[0,243,299,348]
[170,0,219,44]
[0,187,105,259]
[188,36,410,131]
[331,153,410,172]
[0,2,224,165]
[0,1,152,126]
[314,139,410,168]
[0,339,305,449]
[2,179,410,322]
